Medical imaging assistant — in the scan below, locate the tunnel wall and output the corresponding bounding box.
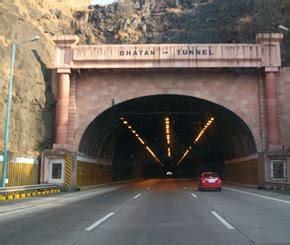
[224,154,259,186]
[131,148,147,179]
[76,157,112,187]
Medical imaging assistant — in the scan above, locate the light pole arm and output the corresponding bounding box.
[279,25,289,32]
[1,44,16,187]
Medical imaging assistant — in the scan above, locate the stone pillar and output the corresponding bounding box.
[256,33,283,147]
[55,68,71,145]
[265,68,279,145]
[52,35,79,150]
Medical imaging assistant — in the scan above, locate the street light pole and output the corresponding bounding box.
[1,36,40,187]
[1,44,15,188]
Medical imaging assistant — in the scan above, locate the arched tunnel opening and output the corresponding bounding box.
[78,95,257,185]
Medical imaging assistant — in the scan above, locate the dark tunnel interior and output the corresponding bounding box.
[78,95,257,181]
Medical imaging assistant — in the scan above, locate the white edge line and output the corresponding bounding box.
[85,212,115,231]
[211,211,235,230]
[134,193,141,199]
[224,187,290,204]
[0,188,117,217]
[190,193,197,198]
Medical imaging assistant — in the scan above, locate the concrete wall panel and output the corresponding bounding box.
[76,161,112,186]
[224,158,259,186]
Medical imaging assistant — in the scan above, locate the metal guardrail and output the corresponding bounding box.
[0,184,61,194]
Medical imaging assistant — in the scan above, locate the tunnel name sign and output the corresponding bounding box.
[55,34,282,68]
[73,44,261,62]
[118,46,214,57]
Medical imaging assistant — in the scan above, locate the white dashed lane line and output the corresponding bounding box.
[211,211,235,230]
[133,194,141,199]
[190,193,197,198]
[85,212,115,231]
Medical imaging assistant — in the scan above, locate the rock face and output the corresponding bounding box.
[0,0,290,156]
[0,0,89,156]
[74,0,290,64]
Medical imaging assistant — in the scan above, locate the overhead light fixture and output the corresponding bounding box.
[165,117,171,157]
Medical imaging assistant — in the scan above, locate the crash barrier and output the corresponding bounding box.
[0,184,63,201]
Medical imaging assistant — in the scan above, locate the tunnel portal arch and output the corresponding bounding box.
[76,94,258,184]
[72,69,262,154]
[77,94,258,158]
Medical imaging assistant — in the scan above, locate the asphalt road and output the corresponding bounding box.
[0,179,290,245]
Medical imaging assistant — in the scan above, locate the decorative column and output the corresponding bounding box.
[256,33,283,146]
[55,68,71,145]
[265,68,279,145]
[52,35,79,149]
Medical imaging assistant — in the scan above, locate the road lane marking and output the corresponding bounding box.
[134,193,141,199]
[191,193,197,198]
[211,211,235,230]
[224,187,290,204]
[85,212,115,231]
[0,203,55,217]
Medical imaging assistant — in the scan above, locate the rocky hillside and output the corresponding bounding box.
[0,0,290,156]
[74,0,290,63]
[0,0,89,155]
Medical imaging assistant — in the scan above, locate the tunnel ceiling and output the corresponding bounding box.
[78,95,257,168]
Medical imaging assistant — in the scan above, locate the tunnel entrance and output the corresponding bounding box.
[77,95,257,185]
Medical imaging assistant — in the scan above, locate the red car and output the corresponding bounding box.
[198,172,222,191]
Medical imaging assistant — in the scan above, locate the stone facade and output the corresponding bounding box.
[41,33,290,188]
[72,69,261,152]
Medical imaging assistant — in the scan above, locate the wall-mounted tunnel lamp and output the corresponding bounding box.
[194,117,214,143]
[1,35,40,187]
[177,149,190,166]
[120,117,164,166]
[176,117,215,167]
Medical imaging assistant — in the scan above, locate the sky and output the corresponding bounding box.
[91,0,116,5]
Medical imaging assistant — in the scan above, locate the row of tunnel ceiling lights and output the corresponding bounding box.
[120,117,164,166]
[165,117,171,158]
[121,116,215,167]
[194,117,215,143]
[177,117,215,166]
